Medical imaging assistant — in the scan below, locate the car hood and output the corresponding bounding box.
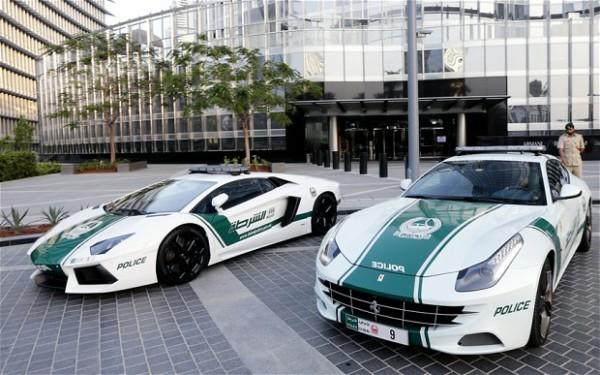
[29,209,163,266]
[335,197,545,277]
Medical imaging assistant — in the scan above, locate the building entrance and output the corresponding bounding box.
[340,116,455,160]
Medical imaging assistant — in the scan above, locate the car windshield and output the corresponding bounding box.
[105,179,215,215]
[404,160,546,205]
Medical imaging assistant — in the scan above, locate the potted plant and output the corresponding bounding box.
[249,155,272,172]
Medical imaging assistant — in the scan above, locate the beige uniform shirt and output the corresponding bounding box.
[557,133,584,166]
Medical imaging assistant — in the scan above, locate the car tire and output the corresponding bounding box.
[527,258,553,347]
[156,226,209,285]
[311,193,338,235]
[577,201,592,253]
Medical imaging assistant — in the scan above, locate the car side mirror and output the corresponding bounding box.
[399,179,412,191]
[556,184,582,201]
[211,193,229,212]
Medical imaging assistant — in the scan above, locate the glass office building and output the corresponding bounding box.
[37,1,600,160]
[0,0,108,142]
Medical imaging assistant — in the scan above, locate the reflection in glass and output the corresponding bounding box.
[529,78,548,97]
[425,49,443,73]
[509,105,528,123]
[206,116,217,132]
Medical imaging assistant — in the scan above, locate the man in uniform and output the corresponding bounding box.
[557,122,585,177]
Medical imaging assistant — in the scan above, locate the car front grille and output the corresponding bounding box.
[320,278,466,329]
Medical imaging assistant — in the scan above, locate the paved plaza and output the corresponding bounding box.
[0,160,599,374]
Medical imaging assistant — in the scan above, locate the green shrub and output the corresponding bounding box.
[36,161,61,176]
[0,151,37,182]
[1,207,29,234]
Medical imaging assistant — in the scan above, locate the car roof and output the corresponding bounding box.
[445,153,555,164]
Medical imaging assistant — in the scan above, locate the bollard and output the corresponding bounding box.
[332,151,340,170]
[344,152,352,172]
[306,153,311,164]
[324,151,331,168]
[379,153,388,178]
[359,152,368,174]
[317,150,324,166]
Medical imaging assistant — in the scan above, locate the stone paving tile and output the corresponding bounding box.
[0,264,249,375]
[226,228,599,375]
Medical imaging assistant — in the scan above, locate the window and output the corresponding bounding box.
[193,179,267,213]
[546,160,564,200]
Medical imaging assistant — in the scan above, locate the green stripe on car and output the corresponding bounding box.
[193,211,312,247]
[528,218,561,270]
[342,200,498,302]
[30,213,123,267]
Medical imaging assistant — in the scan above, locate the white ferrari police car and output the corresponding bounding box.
[29,166,340,293]
[316,146,592,355]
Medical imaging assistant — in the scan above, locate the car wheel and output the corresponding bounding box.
[157,226,209,285]
[312,193,337,235]
[527,258,553,347]
[577,202,592,253]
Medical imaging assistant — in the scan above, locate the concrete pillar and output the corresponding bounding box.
[457,113,466,147]
[329,116,338,152]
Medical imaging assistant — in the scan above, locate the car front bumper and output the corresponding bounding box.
[315,256,540,355]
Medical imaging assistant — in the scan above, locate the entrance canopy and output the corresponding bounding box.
[295,95,509,117]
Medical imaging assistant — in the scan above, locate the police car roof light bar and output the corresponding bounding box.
[455,145,547,155]
[189,164,250,175]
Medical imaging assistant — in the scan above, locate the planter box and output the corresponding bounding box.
[271,162,286,173]
[249,164,272,172]
[61,163,77,174]
[117,161,147,172]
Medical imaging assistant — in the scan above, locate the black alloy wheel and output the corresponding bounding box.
[157,226,209,285]
[577,202,592,252]
[312,193,338,235]
[527,258,554,347]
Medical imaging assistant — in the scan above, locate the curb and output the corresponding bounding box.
[0,234,42,247]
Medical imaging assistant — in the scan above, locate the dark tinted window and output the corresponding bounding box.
[193,179,267,214]
[258,178,276,193]
[546,160,565,200]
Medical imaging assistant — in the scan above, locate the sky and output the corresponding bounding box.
[106,0,174,25]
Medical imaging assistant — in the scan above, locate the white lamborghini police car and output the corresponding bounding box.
[316,146,593,355]
[29,166,340,293]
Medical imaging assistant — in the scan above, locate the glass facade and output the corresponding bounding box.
[36,0,599,156]
[0,0,108,141]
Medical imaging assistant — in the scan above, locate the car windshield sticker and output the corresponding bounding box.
[30,214,123,266]
[340,200,501,302]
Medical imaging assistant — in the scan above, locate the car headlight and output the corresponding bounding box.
[90,233,133,255]
[455,233,524,292]
[318,222,344,266]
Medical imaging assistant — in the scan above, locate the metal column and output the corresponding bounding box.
[457,112,466,147]
[406,0,420,180]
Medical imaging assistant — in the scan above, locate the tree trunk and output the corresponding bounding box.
[243,117,251,166]
[108,122,116,164]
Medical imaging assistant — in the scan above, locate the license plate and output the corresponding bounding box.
[344,313,409,345]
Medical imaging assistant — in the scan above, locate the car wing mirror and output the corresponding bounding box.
[556,184,582,201]
[211,193,229,212]
[399,179,412,191]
